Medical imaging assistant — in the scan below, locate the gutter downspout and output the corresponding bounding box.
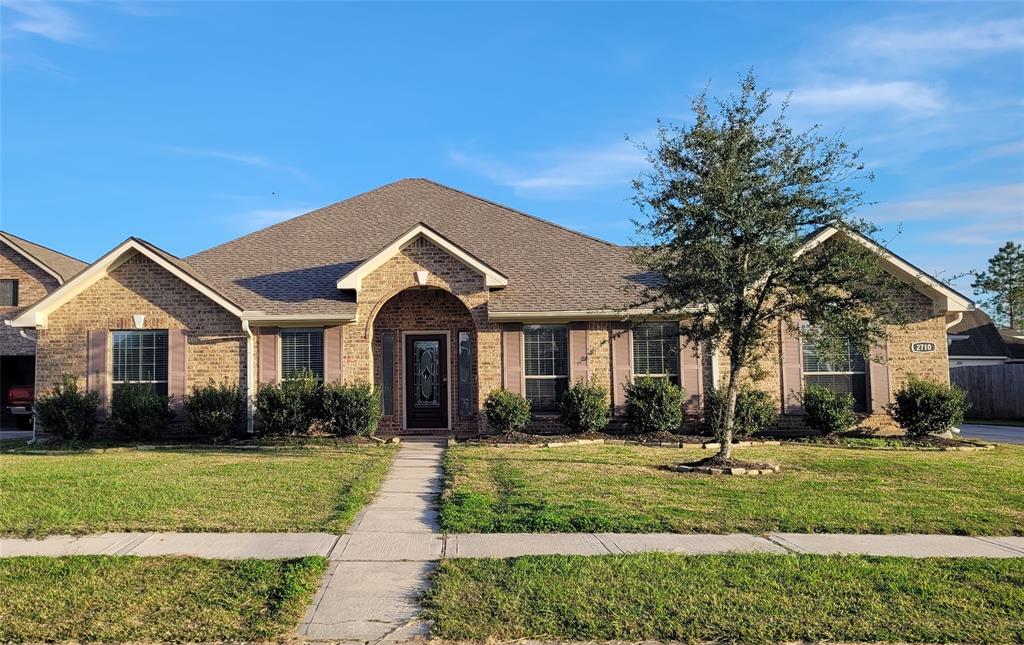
[709,343,721,389]
[945,312,964,346]
[241,320,255,434]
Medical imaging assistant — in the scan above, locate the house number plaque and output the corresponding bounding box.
[910,342,936,353]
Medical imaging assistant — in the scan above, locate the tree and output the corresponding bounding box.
[630,72,907,462]
[972,242,1024,330]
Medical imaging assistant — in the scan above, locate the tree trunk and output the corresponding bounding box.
[717,365,742,461]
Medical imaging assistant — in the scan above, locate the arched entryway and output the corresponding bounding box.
[371,287,478,435]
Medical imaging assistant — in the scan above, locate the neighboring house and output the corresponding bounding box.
[947,310,1012,368]
[999,326,1024,363]
[12,179,974,435]
[0,231,87,420]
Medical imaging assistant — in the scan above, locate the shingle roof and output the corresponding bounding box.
[947,310,1008,358]
[187,178,655,315]
[999,326,1024,360]
[0,230,87,283]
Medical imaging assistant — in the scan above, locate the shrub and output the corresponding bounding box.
[889,376,970,437]
[253,369,322,436]
[33,375,100,441]
[184,380,246,441]
[484,389,532,433]
[801,384,858,436]
[625,377,686,434]
[322,381,382,436]
[559,378,610,433]
[705,383,778,439]
[108,384,175,440]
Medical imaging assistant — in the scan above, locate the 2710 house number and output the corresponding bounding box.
[910,342,936,353]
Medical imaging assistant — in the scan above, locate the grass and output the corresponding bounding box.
[0,444,396,536]
[0,555,326,642]
[424,553,1024,643]
[441,443,1024,535]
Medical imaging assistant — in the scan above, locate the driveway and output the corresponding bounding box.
[959,423,1024,445]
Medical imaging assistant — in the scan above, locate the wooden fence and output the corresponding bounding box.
[950,363,1024,420]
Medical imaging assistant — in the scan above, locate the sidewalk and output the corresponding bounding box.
[5,529,1023,559]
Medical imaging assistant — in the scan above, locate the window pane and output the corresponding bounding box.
[110,330,168,394]
[0,279,17,307]
[381,332,394,415]
[458,331,472,417]
[525,377,568,415]
[524,325,568,377]
[633,323,679,378]
[280,329,324,380]
[806,374,868,412]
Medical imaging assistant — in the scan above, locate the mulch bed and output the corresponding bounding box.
[471,430,715,446]
[675,454,780,476]
[787,432,994,450]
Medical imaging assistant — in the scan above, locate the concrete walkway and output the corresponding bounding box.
[298,438,445,643]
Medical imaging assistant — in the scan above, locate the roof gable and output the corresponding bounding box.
[336,222,508,293]
[0,231,87,284]
[800,226,974,312]
[12,238,243,328]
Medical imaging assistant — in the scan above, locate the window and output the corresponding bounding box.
[458,331,472,416]
[280,328,324,380]
[381,332,395,415]
[0,279,17,307]
[802,335,868,412]
[112,330,168,396]
[524,325,568,414]
[632,322,680,384]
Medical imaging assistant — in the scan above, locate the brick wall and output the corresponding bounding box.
[36,253,245,398]
[0,243,60,356]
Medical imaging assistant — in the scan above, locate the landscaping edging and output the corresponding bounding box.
[675,464,780,476]
[451,437,997,452]
[450,437,781,450]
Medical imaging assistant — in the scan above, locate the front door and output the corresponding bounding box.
[405,334,448,429]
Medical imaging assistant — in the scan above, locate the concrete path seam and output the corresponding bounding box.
[591,532,621,555]
[764,534,803,553]
[974,536,1024,556]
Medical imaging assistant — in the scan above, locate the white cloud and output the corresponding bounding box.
[846,18,1024,61]
[1,1,85,43]
[161,145,311,183]
[790,81,944,114]
[449,138,645,196]
[867,182,1024,223]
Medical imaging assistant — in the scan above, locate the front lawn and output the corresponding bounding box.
[424,553,1024,643]
[0,555,325,642]
[441,443,1024,535]
[0,445,396,536]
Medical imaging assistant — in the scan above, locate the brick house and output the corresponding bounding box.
[12,179,974,436]
[1,231,87,422]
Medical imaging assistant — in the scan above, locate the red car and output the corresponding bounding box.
[5,385,34,430]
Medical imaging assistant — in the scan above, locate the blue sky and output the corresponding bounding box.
[2,1,1022,294]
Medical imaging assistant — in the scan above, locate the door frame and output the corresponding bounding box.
[401,330,451,431]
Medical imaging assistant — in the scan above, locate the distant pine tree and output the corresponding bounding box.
[972,241,1024,330]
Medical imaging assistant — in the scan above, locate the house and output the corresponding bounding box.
[12,179,974,435]
[1,231,87,424]
[947,310,1013,368]
[998,326,1024,363]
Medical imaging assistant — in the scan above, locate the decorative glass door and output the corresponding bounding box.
[404,334,448,428]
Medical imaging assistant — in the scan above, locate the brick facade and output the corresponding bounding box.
[36,254,246,400]
[1,243,60,356]
[29,235,958,437]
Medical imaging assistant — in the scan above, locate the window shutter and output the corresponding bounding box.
[324,325,344,383]
[679,338,703,415]
[168,329,187,417]
[502,323,523,395]
[258,327,279,385]
[610,322,632,412]
[779,319,804,414]
[569,322,589,383]
[86,330,109,416]
[868,341,891,414]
